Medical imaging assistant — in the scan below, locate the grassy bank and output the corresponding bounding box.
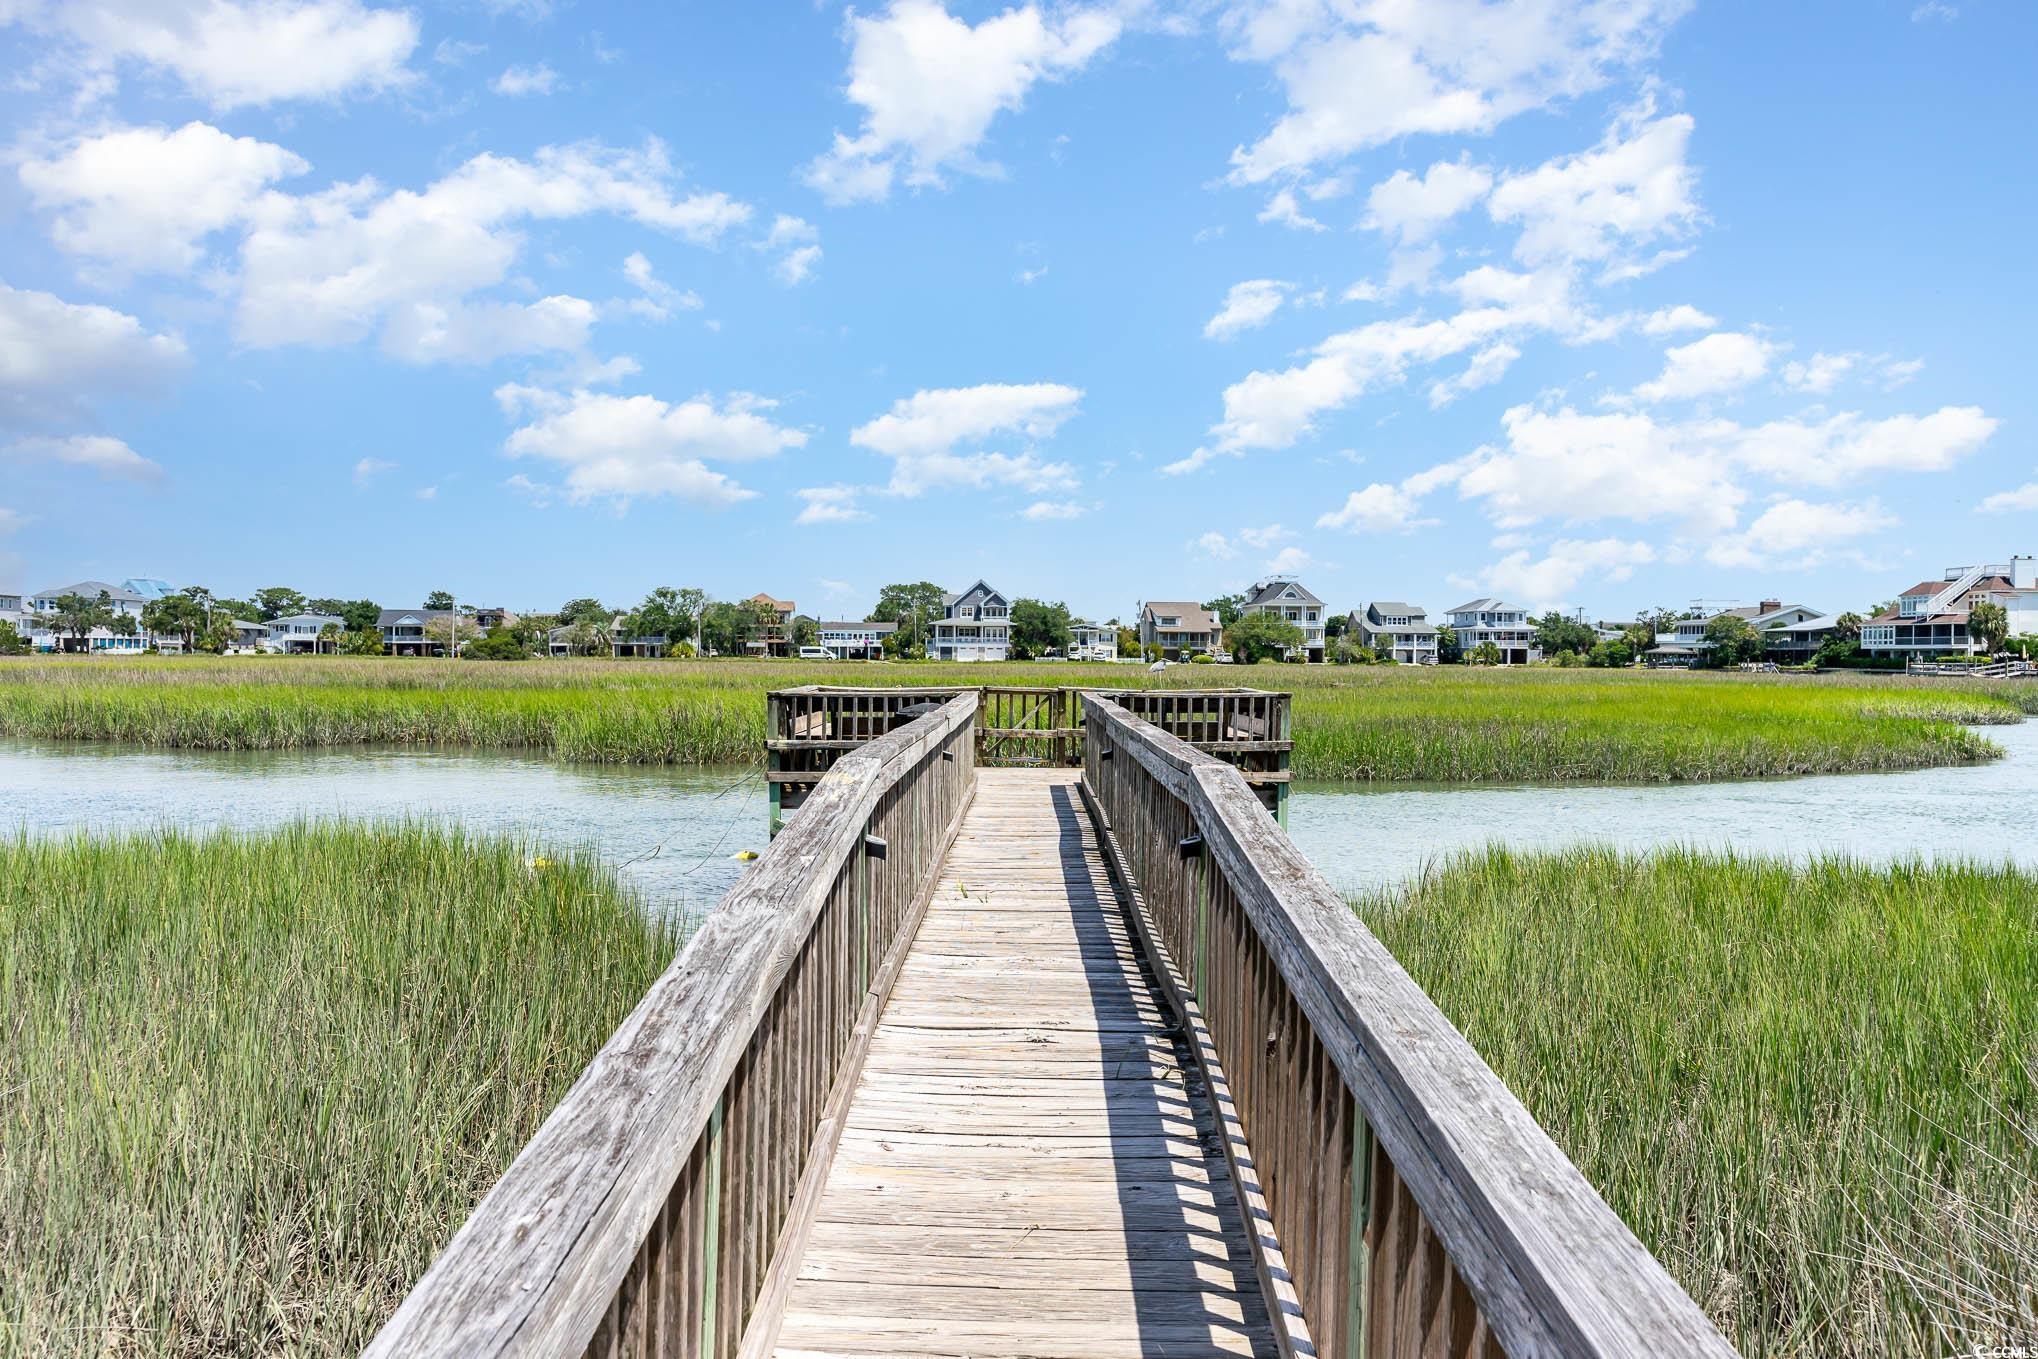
[0,824,677,1358]
[1360,848,2038,1358]
[0,655,2027,781]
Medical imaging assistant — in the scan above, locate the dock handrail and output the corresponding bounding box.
[1080,694,1736,1358]
[365,690,979,1359]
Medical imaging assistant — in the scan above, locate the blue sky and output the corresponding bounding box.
[2,0,2032,623]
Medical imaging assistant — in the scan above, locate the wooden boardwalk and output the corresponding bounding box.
[773,769,1278,1359]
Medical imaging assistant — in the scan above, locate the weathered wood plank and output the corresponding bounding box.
[770,769,1278,1359]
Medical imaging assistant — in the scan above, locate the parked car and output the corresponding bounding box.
[797,646,835,661]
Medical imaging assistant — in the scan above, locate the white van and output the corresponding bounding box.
[797,646,835,661]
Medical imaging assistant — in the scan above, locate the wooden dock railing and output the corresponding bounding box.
[364,691,979,1359]
[1079,694,1738,1359]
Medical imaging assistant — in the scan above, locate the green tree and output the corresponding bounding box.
[1226,611,1304,664]
[1324,613,1350,643]
[1009,598,1073,659]
[698,600,766,657]
[1533,611,1597,658]
[791,615,821,649]
[869,582,948,654]
[1968,599,2010,655]
[1587,638,1632,668]
[1703,613,1764,667]
[623,586,685,642]
[0,620,30,655]
[311,597,382,633]
[423,614,472,655]
[1435,624,1461,664]
[1469,640,1502,665]
[1831,612,1863,644]
[1115,626,1139,658]
[557,597,610,627]
[466,628,533,660]
[316,622,342,654]
[142,593,207,651]
[254,586,307,620]
[37,591,115,650]
[196,612,243,654]
[340,629,385,656]
[1202,593,1247,630]
[424,590,456,611]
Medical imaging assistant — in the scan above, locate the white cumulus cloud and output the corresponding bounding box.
[804,0,1119,204]
[495,384,805,508]
[851,381,1082,496]
[1224,0,1688,185]
[20,121,308,278]
[1362,157,1492,243]
[1705,497,1894,568]
[796,484,871,524]
[1204,279,1290,340]
[4,433,163,483]
[1477,536,1656,608]
[1627,330,1774,404]
[7,0,420,109]
[491,62,558,96]
[0,282,189,429]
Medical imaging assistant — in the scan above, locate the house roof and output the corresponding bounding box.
[270,613,345,627]
[748,593,795,611]
[1245,579,1322,607]
[377,608,459,626]
[34,579,147,603]
[942,580,1007,609]
[1142,602,1219,632]
[819,619,897,631]
[1446,597,1517,615]
[1366,601,1426,618]
[1770,614,1839,634]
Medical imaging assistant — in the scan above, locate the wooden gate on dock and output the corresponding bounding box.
[766,685,1294,832]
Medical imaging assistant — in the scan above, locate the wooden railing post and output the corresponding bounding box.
[699,1098,725,1359]
[1075,693,1737,1359]
[1347,1098,1373,1359]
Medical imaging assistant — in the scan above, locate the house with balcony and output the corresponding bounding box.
[1649,600,1831,665]
[379,607,463,656]
[27,580,153,653]
[265,613,346,653]
[746,594,796,658]
[1445,598,1538,665]
[1861,558,2038,657]
[930,582,1012,662]
[1069,620,1118,662]
[818,620,896,660]
[1138,602,1222,661]
[1351,602,1438,664]
[1239,579,1326,662]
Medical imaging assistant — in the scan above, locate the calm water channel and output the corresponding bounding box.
[3,718,2034,917]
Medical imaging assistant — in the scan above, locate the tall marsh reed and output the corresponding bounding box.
[0,655,2026,781]
[1361,847,2038,1357]
[0,824,678,1357]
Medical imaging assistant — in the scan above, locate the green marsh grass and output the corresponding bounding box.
[0,655,2024,781]
[0,824,678,1357]
[1360,847,2038,1357]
